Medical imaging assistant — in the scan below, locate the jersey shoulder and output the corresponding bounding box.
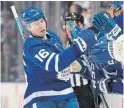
[24,36,45,50]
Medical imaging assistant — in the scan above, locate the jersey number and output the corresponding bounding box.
[35,49,49,62]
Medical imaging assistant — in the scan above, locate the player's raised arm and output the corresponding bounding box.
[23,33,87,72]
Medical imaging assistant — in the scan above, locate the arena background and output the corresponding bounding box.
[1,1,123,108]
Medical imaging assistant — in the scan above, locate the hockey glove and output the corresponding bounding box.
[67,21,96,50]
[93,13,121,40]
[98,77,114,94]
[98,76,122,94]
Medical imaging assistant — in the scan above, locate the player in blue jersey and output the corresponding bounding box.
[90,4,124,94]
[21,7,94,108]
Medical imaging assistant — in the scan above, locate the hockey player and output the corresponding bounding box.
[90,10,123,94]
[105,1,123,19]
[92,1,123,41]
[21,7,95,108]
[64,12,95,108]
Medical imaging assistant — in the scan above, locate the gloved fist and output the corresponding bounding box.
[88,41,114,67]
[98,77,116,93]
[98,77,112,93]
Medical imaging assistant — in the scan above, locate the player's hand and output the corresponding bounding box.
[98,77,115,93]
[93,13,121,40]
[98,77,112,93]
[89,41,108,56]
[98,76,120,94]
[88,41,113,66]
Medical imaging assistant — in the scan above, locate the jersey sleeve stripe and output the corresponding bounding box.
[45,53,56,71]
[74,37,86,52]
[24,87,74,106]
[55,54,59,72]
[23,51,25,56]
[23,60,26,66]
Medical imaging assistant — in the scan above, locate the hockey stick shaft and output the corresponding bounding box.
[10,5,25,41]
[10,5,28,85]
[100,94,109,108]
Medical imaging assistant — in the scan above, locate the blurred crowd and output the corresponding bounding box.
[1,1,109,82]
[1,1,24,82]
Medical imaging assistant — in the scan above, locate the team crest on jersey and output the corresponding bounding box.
[57,67,71,82]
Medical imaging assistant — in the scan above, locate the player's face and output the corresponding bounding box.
[28,18,47,37]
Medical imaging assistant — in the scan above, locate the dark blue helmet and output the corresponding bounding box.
[113,1,123,11]
[21,7,45,25]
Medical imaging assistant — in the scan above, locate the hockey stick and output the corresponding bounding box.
[10,5,28,84]
[10,5,25,41]
[100,94,109,108]
[67,21,109,108]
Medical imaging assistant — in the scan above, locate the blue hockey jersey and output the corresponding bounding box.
[23,30,85,107]
[115,14,123,32]
[88,42,123,94]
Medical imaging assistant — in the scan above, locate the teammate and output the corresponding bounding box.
[104,1,123,19]
[21,7,95,108]
[64,12,95,108]
[89,3,123,94]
